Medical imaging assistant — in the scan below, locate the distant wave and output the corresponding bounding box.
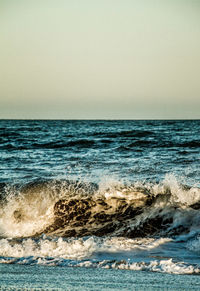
[116,140,200,151]
[1,140,199,151]
[0,124,199,151]
[90,130,154,138]
[0,140,95,150]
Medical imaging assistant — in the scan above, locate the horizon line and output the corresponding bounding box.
[0,118,199,121]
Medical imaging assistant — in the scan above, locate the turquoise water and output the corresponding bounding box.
[1,264,200,290]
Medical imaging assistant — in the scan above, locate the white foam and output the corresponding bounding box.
[0,234,198,275]
[102,237,172,251]
[0,186,56,237]
[0,237,96,260]
[150,174,200,207]
[101,174,200,212]
[1,255,199,275]
[0,236,171,260]
[77,258,200,275]
[111,259,200,275]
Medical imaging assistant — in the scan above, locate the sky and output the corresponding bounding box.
[0,0,200,119]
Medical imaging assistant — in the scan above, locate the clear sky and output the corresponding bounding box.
[0,0,200,119]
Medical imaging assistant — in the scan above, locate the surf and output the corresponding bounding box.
[0,175,200,240]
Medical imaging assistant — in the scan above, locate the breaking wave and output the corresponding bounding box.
[0,236,171,260]
[0,235,199,275]
[1,258,199,275]
[0,175,200,240]
[0,240,199,275]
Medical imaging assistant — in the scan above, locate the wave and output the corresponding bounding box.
[90,130,154,138]
[0,236,171,260]
[117,140,200,151]
[0,254,199,275]
[0,139,96,150]
[0,175,200,239]
[76,259,200,275]
[1,235,199,275]
[0,134,199,151]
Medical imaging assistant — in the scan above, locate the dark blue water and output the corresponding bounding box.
[0,120,199,184]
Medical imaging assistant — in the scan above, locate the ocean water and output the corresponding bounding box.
[0,119,200,290]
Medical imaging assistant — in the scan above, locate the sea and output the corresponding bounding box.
[0,119,200,290]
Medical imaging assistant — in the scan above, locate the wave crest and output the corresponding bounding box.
[0,176,200,239]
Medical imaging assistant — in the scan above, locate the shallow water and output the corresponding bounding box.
[0,120,200,288]
[1,264,200,290]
